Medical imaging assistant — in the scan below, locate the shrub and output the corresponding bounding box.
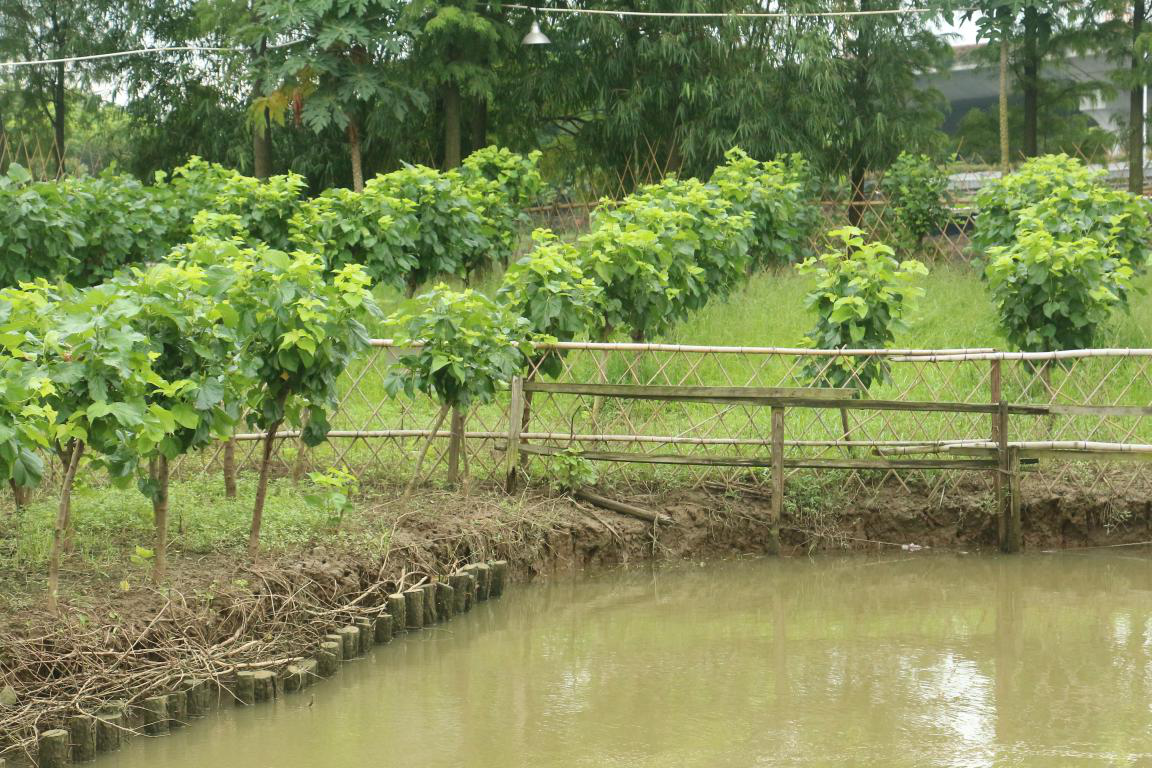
[498,229,603,377]
[369,165,498,293]
[290,185,419,287]
[384,285,536,489]
[711,148,822,270]
[878,153,952,250]
[796,226,927,389]
[985,222,1131,352]
[971,154,1123,256]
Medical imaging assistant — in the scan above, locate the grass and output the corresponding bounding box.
[0,474,394,571]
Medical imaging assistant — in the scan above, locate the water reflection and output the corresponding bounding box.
[100,552,1152,768]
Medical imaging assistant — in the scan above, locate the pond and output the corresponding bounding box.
[101,552,1152,767]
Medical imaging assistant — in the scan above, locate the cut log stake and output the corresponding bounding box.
[37,730,69,768]
[166,690,188,727]
[185,679,211,717]
[355,618,375,653]
[337,626,360,659]
[317,641,342,677]
[67,714,97,762]
[387,594,407,633]
[374,613,394,644]
[474,563,492,601]
[573,488,672,525]
[436,583,455,620]
[234,672,257,706]
[141,696,169,734]
[252,671,277,702]
[490,561,509,597]
[449,573,471,613]
[421,582,438,624]
[404,589,425,630]
[95,708,124,752]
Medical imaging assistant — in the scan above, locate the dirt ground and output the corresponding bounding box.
[1,480,1150,761]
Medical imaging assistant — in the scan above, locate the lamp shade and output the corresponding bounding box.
[522,19,551,45]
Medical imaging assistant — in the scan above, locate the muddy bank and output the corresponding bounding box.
[1,481,1149,761]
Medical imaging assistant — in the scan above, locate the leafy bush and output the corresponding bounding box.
[384,285,536,408]
[166,157,307,251]
[970,154,1141,257]
[878,153,951,249]
[985,222,1132,351]
[498,229,603,377]
[711,148,822,270]
[460,146,545,210]
[290,185,419,287]
[632,176,753,304]
[796,226,927,389]
[369,165,499,292]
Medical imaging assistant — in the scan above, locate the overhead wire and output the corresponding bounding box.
[0,40,302,70]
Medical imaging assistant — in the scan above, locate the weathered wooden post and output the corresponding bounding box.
[1005,445,1022,553]
[404,588,425,630]
[436,582,455,620]
[37,730,69,768]
[473,563,492,601]
[374,613,394,644]
[505,376,524,492]
[490,561,509,597]
[450,572,471,613]
[769,406,785,556]
[421,582,438,624]
[337,625,361,659]
[387,593,407,633]
[996,398,1022,553]
[233,672,257,706]
[67,714,97,761]
[355,617,376,653]
[165,690,188,727]
[185,679,211,717]
[141,695,169,734]
[95,706,125,752]
[252,671,277,702]
[317,641,342,677]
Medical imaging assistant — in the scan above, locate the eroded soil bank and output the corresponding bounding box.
[1,479,1149,760]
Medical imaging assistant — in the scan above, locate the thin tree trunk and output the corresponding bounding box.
[252,38,271,179]
[152,455,170,584]
[1131,0,1146,195]
[249,420,282,560]
[47,441,83,612]
[443,83,462,170]
[52,61,66,178]
[347,118,364,193]
[406,404,451,497]
[253,109,271,180]
[1022,5,1039,158]
[223,438,237,498]
[999,35,1011,173]
[9,479,28,509]
[469,96,488,153]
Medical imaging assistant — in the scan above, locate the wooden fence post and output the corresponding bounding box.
[770,406,785,556]
[996,398,1021,553]
[1005,445,1022,553]
[990,360,1004,546]
[505,376,524,492]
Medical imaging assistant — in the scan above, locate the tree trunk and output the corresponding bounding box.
[152,455,170,584]
[223,438,237,498]
[52,61,66,178]
[251,37,271,179]
[469,96,488,154]
[406,404,451,497]
[9,479,28,509]
[347,118,364,193]
[1131,0,1146,195]
[999,35,1011,173]
[1021,5,1039,158]
[443,83,462,170]
[47,441,83,612]
[248,420,282,560]
[252,108,271,180]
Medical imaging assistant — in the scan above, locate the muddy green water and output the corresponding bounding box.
[102,553,1152,768]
